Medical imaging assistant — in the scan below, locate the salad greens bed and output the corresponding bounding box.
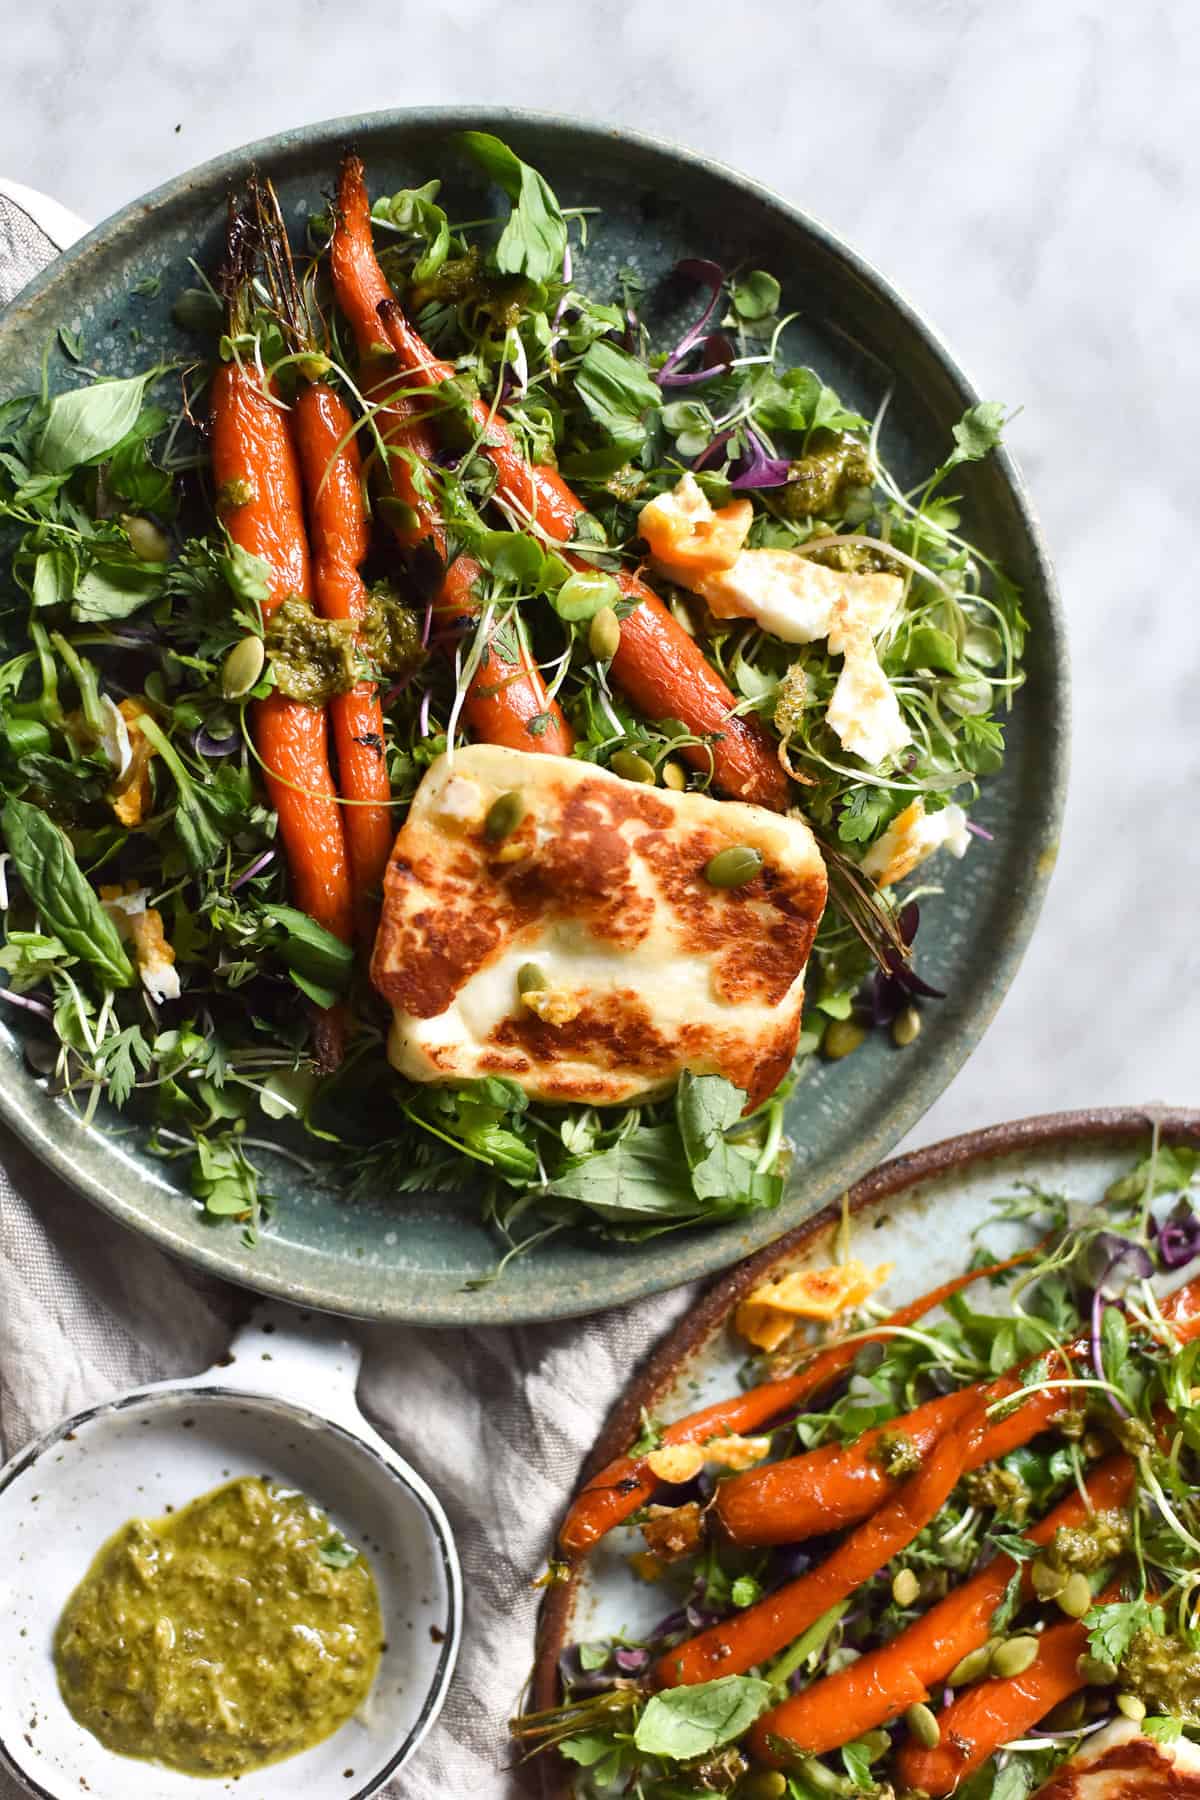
[517,1141,1200,1797]
[0,135,1023,1260]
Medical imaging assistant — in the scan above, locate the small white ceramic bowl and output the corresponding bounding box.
[0,1305,462,1799]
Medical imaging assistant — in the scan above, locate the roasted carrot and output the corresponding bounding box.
[376,285,787,808]
[331,156,573,754]
[718,1265,1200,1547]
[751,1454,1135,1761]
[435,554,575,756]
[557,1249,1038,1557]
[654,1390,987,1688]
[717,1368,1067,1548]
[209,213,352,954]
[893,1591,1119,1796]
[291,381,394,939]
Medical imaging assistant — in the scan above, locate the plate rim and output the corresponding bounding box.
[530,1101,1200,1731]
[0,106,1069,1325]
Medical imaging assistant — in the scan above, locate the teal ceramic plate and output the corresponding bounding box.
[532,1106,1200,1745]
[0,109,1066,1324]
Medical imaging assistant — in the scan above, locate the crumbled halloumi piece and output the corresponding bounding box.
[109,698,158,828]
[638,472,752,582]
[737,1258,894,1350]
[100,883,180,1003]
[860,799,971,888]
[640,475,911,768]
[372,744,827,1108]
[646,1442,705,1485]
[1032,1718,1200,1797]
[645,1434,773,1484]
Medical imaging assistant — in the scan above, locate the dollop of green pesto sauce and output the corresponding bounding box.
[54,1476,383,1777]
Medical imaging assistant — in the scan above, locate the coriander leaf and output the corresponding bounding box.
[575,341,662,452]
[1085,1598,1165,1667]
[222,540,272,610]
[97,1023,153,1106]
[633,1675,771,1760]
[947,401,1008,467]
[577,1642,610,1671]
[1107,1146,1199,1205]
[837,787,897,846]
[460,131,567,284]
[1,799,134,988]
[317,1532,359,1568]
[191,1130,260,1218]
[558,1733,617,1768]
[36,369,162,474]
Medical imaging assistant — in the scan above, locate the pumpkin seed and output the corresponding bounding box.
[610,749,656,784]
[1057,1572,1092,1619]
[794,1758,848,1795]
[948,1645,992,1687]
[859,1730,891,1764]
[738,1775,787,1800]
[892,1568,921,1607]
[990,1636,1039,1679]
[517,963,547,996]
[1031,1558,1066,1600]
[588,606,621,662]
[1076,1654,1119,1686]
[1043,1694,1087,1731]
[1116,1693,1146,1722]
[823,1018,867,1062]
[891,1005,922,1048]
[661,758,687,791]
[484,790,526,841]
[704,845,763,888]
[120,514,171,563]
[905,1703,941,1748]
[221,635,265,700]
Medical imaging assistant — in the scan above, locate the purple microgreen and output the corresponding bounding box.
[730,428,791,490]
[1155,1201,1200,1271]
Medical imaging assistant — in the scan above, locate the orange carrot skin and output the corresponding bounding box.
[292,382,394,938]
[654,1392,985,1689]
[894,1598,1117,1797]
[373,292,789,810]
[557,1249,1038,1557]
[751,1454,1135,1761]
[209,363,353,948]
[436,554,576,757]
[332,159,574,755]
[210,362,310,604]
[717,1369,1071,1548]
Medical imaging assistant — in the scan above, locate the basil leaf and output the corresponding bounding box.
[460,131,567,284]
[575,341,662,451]
[676,1071,744,1167]
[36,370,159,474]
[1,798,135,988]
[548,1126,702,1221]
[633,1675,771,1759]
[262,904,354,995]
[947,401,1007,467]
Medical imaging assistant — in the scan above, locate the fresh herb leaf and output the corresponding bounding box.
[731,270,781,322]
[1,799,134,988]
[317,1532,359,1568]
[632,1675,771,1759]
[731,1574,762,1608]
[460,131,567,284]
[577,1642,610,1671]
[1085,1598,1165,1667]
[261,904,355,995]
[36,369,162,474]
[575,341,662,452]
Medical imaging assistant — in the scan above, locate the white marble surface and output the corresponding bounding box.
[3,0,1194,1139]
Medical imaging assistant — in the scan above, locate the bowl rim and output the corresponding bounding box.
[0,1380,462,1800]
[0,105,1068,1325]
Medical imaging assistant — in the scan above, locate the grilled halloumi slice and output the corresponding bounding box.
[1033,1719,1200,1797]
[371,745,827,1108]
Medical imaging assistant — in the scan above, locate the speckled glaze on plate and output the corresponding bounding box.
[0,109,1066,1324]
[530,1105,1200,1790]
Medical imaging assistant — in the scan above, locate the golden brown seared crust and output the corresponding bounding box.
[1033,1724,1200,1799]
[371,745,827,1108]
